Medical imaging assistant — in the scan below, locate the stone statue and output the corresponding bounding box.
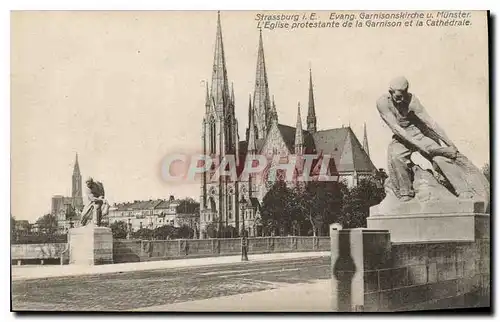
[373,76,490,215]
[79,177,110,226]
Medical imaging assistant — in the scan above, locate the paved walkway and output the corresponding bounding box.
[134,279,332,312]
[12,251,329,281]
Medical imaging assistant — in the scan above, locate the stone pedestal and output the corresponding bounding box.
[367,212,489,243]
[368,199,490,243]
[69,225,113,265]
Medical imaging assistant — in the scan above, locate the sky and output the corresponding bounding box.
[11,11,489,222]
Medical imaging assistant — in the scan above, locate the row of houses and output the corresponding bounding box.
[108,196,199,233]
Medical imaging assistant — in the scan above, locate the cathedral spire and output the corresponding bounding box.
[363,122,370,157]
[295,102,304,155]
[72,153,82,199]
[307,68,317,133]
[210,11,230,116]
[73,153,80,176]
[253,28,271,139]
[248,94,257,153]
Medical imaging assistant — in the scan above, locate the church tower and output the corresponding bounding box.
[252,29,272,139]
[307,69,317,133]
[200,12,239,237]
[71,153,83,209]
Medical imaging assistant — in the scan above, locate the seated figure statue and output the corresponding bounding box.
[373,76,490,214]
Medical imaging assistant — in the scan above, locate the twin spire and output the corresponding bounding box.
[307,68,317,133]
[209,12,318,154]
[210,11,231,116]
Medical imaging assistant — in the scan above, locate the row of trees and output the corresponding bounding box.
[259,178,385,236]
[109,221,196,240]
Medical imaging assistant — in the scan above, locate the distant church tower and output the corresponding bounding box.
[200,12,239,237]
[71,153,83,208]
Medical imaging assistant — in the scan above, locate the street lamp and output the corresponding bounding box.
[239,196,247,237]
[239,196,248,261]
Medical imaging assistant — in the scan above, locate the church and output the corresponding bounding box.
[51,153,84,232]
[199,13,376,238]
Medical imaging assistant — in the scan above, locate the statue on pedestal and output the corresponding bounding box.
[375,77,490,214]
[79,177,110,226]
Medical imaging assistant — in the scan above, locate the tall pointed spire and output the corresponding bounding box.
[253,28,271,139]
[205,80,210,113]
[73,153,80,176]
[269,95,278,124]
[210,11,230,116]
[248,94,257,153]
[72,153,82,199]
[307,68,317,133]
[295,102,304,155]
[363,122,370,157]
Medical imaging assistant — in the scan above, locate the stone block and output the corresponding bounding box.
[69,225,113,265]
[367,212,489,243]
[407,264,427,285]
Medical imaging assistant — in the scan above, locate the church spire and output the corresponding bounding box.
[253,28,271,139]
[363,122,370,157]
[307,68,317,133]
[295,102,304,155]
[210,11,230,116]
[73,153,80,176]
[72,153,82,199]
[205,81,210,113]
[248,94,257,153]
[269,95,278,124]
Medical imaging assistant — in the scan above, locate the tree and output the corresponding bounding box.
[482,163,490,183]
[36,213,58,235]
[177,198,200,214]
[339,178,385,228]
[132,228,154,240]
[153,225,178,240]
[294,181,347,236]
[177,225,195,239]
[260,181,296,236]
[110,221,128,239]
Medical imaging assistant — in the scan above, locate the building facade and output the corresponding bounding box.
[107,197,197,232]
[199,13,377,239]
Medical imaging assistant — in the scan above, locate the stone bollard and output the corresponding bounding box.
[330,225,391,312]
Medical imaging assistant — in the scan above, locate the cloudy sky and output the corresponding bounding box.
[11,11,489,221]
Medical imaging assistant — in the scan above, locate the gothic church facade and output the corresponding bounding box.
[199,13,376,238]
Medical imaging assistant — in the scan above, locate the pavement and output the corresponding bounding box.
[134,279,332,312]
[11,251,329,281]
[12,253,332,311]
